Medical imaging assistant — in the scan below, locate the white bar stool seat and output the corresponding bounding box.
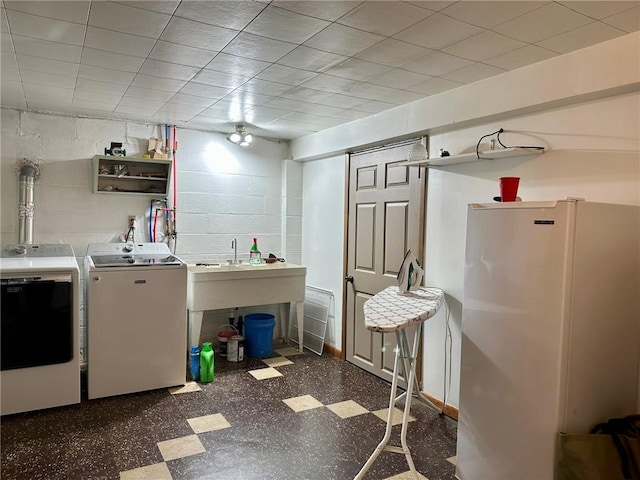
[354,286,445,480]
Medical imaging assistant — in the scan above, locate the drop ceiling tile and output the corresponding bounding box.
[131,74,187,93]
[378,88,426,104]
[282,111,343,127]
[1,32,12,52]
[559,1,638,19]
[485,44,558,70]
[169,93,217,108]
[221,32,297,62]
[246,5,330,43]
[27,96,73,111]
[116,103,162,115]
[161,17,238,51]
[1,81,27,108]
[326,109,370,120]
[139,59,200,81]
[602,6,640,32]
[257,64,317,85]
[174,1,266,31]
[21,69,76,88]
[192,69,251,89]
[337,1,433,36]
[84,26,156,57]
[281,86,336,104]
[1,6,10,33]
[322,93,368,109]
[343,82,404,102]
[6,10,86,45]
[493,3,593,43]
[407,77,463,95]
[17,54,79,76]
[271,1,360,21]
[157,103,206,120]
[78,65,136,86]
[237,78,293,96]
[74,90,122,106]
[265,119,320,134]
[76,78,129,96]
[71,100,117,112]
[442,63,506,84]
[119,96,166,110]
[304,23,385,57]
[301,74,360,94]
[125,86,176,101]
[324,58,393,81]
[88,1,171,39]
[367,68,433,89]
[222,91,274,107]
[204,53,271,76]
[12,35,82,62]
[400,51,474,76]
[443,31,527,61]
[179,82,233,99]
[298,102,346,116]
[394,13,483,49]
[277,46,347,72]
[441,1,546,28]
[1,51,19,81]
[537,21,626,54]
[263,97,308,112]
[118,1,180,15]
[353,100,397,114]
[149,41,217,68]
[4,1,90,24]
[356,38,433,67]
[23,83,74,101]
[81,48,145,73]
[188,113,229,124]
[245,105,289,121]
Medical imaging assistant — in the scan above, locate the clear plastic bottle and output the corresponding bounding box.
[199,342,214,383]
[249,237,262,264]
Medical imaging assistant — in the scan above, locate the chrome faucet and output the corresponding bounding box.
[231,238,237,264]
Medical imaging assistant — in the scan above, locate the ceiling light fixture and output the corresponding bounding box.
[226,125,253,147]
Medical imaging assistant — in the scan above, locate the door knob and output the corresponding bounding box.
[345,275,354,283]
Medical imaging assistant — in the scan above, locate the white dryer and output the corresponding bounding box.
[85,242,187,399]
[1,244,80,415]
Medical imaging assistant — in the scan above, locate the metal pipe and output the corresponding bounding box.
[16,159,40,245]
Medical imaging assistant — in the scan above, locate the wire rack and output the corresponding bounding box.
[289,285,333,356]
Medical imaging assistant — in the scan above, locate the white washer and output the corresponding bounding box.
[85,242,187,400]
[1,244,80,415]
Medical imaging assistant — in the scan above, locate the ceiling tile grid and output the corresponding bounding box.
[0,0,638,140]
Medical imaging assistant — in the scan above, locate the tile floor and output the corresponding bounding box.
[1,342,458,480]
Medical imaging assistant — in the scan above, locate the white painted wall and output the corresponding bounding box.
[301,154,346,348]
[297,33,640,410]
[0,110,294,354]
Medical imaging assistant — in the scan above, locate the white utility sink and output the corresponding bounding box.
[186,262,307,352]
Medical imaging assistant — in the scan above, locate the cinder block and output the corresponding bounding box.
[15,134,43,161]
[1,108,20,137]
[126,121,158,143]
[20,111,76,139]
[42,136,96,162]
[285,197,302,216]
[77,117,125,142]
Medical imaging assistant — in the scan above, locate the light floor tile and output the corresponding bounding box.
[249,367,283,380]
[120,462,172,480]
[283,394,324,412]
[168,382,201,394]
[372,407,416,426]
[384,470,428,479]
[446,455,457,465]
[157,434,205,462]
[327,400,369,419]
[262,356,294,367]
[275,347,304,356]
[187,413,231,434]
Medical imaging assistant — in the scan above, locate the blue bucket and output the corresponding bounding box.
[244,313,275,358]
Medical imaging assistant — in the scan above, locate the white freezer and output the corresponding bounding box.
[456,199,640,480]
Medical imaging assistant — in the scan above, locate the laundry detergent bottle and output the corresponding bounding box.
[190,345,200,381]
[200,342,214,383]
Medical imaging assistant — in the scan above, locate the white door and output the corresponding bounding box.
[345,140,426,383]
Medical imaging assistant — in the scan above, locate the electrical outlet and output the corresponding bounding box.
[128,216,136,229]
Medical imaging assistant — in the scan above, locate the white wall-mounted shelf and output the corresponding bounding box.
[403,147,545,167]
[92,155,172,195]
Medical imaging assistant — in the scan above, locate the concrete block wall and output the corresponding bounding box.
[0,108,295,359]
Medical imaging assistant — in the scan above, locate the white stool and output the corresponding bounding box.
[354,286,445,480]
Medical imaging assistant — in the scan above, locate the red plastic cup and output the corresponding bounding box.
[499,177,520,202]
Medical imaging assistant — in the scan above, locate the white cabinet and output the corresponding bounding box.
[92,155,171,196]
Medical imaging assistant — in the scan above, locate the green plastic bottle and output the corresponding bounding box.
[249,237,262,264]
[200,342,214,383]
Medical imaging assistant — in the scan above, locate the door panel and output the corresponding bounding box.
[345,139,427,384]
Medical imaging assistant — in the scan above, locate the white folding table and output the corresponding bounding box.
[354,286,445,480]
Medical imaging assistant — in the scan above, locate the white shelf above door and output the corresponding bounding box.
[403,147,545,168]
